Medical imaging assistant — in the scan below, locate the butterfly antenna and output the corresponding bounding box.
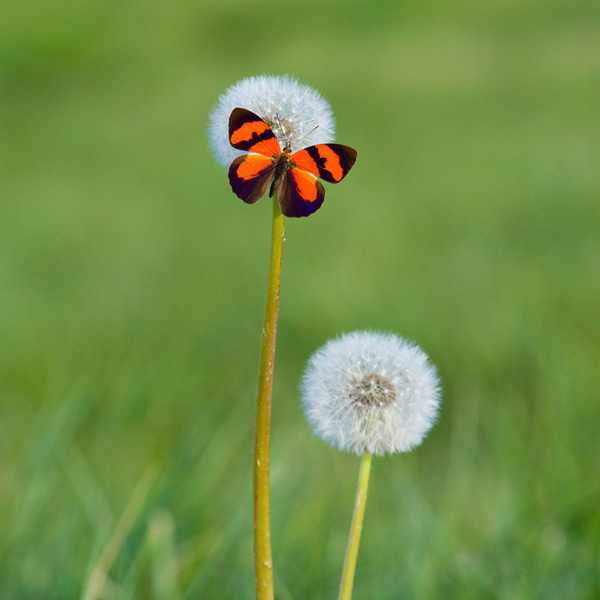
[297,124,319,145]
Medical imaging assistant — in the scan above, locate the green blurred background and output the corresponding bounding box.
[1,0,599,598]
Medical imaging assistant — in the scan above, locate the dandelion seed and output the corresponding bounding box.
[301,331,441,456]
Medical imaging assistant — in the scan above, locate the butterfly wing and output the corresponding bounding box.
[228,154,276,204]
[228,108,281,203]
[229,108,281,157]
[291,144,357,183]
[278,167,325,218]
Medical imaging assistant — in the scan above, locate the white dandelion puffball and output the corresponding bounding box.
[208,74,335,167]
[301,331,441,456]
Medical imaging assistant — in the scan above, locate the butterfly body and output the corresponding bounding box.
[268,149,292,198]
[228,108,357,218]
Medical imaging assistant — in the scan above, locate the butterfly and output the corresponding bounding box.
[228,108,357,218]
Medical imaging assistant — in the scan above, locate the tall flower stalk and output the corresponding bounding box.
[253,194,283,597]
[209,75,356,599]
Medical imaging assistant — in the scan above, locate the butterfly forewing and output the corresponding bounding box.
[278,168,325,218]
[229,108,281,157]
[229,154,276,204]
[291,144,357,184]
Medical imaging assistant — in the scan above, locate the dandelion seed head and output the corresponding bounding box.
[301,331,441,456]
[208,75,335,167]
[348,373,396,407]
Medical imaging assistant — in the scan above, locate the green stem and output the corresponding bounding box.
[338,454,372,600]
[254,194,284,600]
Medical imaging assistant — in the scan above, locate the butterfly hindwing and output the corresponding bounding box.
[291,144,357,184]
[278,167,325,218]
[229,154,276,204]
[229,108,281,157]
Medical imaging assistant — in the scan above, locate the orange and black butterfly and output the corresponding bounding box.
[228,108,357,218]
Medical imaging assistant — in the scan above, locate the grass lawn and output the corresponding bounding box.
[1,0,599,598]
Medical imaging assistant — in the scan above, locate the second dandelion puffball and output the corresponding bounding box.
[301,331,441,456]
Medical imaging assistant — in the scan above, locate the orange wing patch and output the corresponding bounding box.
[235,154,274,181]
[315,145,344,181]
[288,148,320,178]
[248,137,281,157]
[291,144,357,184]
[229,108,281,157]
[290,169,319,202]
[229,154,275,204]
[230,120,270,145]
[278,167,325,218]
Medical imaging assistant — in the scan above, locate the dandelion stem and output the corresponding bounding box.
[253,193,284,600]
[338,454,372,600]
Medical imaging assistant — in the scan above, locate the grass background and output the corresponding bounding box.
[1,0,599,598]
